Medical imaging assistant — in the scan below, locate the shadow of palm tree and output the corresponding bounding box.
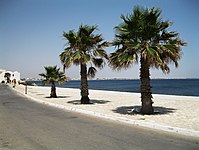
[113,105,176,115]
[67,99,110,105]
[45,96,70,98]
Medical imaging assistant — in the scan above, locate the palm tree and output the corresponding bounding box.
[39,66,67,98]
[109,6,186,114]
[4,72,11,83]
[60,25,109,104]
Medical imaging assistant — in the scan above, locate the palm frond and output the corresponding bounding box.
[93,49,109,59]
[41,80,47,85]
[87,67,97,79]
[38,73,47,78]
[109,48,138,70]
[92,58,105,69]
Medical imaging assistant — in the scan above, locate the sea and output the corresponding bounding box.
[30,79,199,97]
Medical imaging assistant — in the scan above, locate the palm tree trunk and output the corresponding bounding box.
[50,82,57,98]
[140,57,154,114]
[80,63,90,104]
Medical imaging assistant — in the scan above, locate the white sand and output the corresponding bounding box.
[11,84,199,137]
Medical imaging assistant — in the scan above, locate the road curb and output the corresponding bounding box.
[14,87,199,138]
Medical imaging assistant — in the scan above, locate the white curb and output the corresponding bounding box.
[14,87,199,138]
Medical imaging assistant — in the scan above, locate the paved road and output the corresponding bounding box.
[0,84,198,150]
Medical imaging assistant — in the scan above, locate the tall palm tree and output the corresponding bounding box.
[39,66,67,98]
[109,6,186,114]
[60,25,109,104]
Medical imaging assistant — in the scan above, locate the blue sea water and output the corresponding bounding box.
[31,79,199,97]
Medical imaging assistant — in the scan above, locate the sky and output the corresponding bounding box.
[0,0,199,79]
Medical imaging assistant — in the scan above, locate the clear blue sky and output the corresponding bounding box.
[0,0,199,79]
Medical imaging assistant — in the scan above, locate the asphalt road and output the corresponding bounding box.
[0,84,198,150]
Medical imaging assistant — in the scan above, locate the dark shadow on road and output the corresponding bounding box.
[113,105,176,115]
[68,99,110,105]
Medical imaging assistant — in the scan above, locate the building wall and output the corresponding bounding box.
[13,71,20,81]
[0,69,6,83]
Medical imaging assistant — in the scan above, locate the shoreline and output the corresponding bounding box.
[11,84,199,137]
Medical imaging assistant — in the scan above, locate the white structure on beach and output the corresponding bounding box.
[0,69,6,83]
[0,69,21,83]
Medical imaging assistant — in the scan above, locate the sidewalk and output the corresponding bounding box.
[12,85,199,137]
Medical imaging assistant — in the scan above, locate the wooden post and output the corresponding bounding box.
[25,82,27,94]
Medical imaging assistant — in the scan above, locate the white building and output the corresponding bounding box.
[0,69,21,83]
[0,69,6,83]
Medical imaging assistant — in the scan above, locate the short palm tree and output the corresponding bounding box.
[60,25,109,104]
[4,72,11,83]
[39,66,67,98]
[109,6,186,114]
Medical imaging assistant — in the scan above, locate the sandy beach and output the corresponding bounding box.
[11,84,199,137]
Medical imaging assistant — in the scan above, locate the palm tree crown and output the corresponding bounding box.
[110,6,186,72]
[109,6,186,114]
[60,25,109,77]
[60,24,109,103]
